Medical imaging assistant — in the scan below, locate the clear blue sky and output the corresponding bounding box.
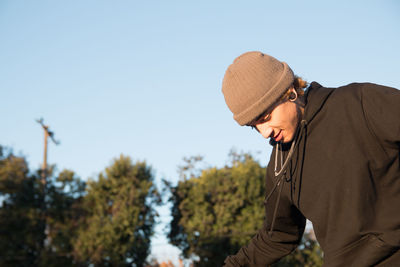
[1,0,399,264]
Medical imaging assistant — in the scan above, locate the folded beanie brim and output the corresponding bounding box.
[233,62,294,126]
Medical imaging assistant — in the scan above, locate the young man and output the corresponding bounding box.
[221,51,400,266]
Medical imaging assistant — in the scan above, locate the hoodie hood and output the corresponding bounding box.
[303,82,335,125]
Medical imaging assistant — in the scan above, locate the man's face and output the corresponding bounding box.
[251,100,301,143]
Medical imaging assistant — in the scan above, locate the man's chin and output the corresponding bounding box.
[281,134,295,143]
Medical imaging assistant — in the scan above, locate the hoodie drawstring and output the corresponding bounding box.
[265,120,308,237]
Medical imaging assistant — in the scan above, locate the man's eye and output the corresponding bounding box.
[260,114,270,123]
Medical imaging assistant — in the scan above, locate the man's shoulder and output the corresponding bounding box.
[321,82,398,104]
[334,82,399,95]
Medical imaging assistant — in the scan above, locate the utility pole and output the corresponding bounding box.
[36,118,59,257]
[36,118,60,184]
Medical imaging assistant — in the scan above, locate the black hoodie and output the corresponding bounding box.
[224,82,400,266]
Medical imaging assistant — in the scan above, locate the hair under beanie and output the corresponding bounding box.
[222,51,294,126]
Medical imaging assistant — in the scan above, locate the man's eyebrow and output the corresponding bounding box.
[248,110,269,126]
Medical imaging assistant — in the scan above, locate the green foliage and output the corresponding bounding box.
[73,155,160,266]
[168,151,266,266]
[0,146,159,266]
[168,150,324,266]
[0,147,44,266]
[0,146,86,266]
[43,169,86,266]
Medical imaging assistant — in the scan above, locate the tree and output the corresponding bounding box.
[0,146,44,266]
[168,151,323,266]
[73,155,160,266]
[0,146,86,266]
[168,151,266,266]
[41,169,86,266]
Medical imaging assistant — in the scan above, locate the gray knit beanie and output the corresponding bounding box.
[222,51,294,126]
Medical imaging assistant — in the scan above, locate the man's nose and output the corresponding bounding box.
[257,124,273,139]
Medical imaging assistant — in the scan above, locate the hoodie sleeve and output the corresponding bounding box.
[361,83,400,146]
[223,156,306,266]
